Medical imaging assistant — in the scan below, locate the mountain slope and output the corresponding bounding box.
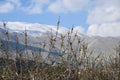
[0,22,120,57]
[0,22,69,37]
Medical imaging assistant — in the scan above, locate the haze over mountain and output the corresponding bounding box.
[0,22,120,58]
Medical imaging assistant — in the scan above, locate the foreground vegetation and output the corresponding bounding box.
[0,21,120,80]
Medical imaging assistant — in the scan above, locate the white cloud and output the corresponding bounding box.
[0,0,21,13]
[0,0,49,14]
[87,5,120,37]
[47,0,67,13]
[0,2,14,13]
[48,0,90,13]
[87,22,120,37]
[73,26,85,34]
[86,0,120,37]
[8,0,21,7]
[87,1,120,24]
[22,0,49,14]
[87,6,120,24]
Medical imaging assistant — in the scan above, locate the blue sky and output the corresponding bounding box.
[0,0,120,36]
[0,10,88,29]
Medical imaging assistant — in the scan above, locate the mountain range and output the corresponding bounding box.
[0,22,120,60]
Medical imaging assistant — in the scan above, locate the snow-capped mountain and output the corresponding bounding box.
[0,22,69,37]
[0,22,120,57]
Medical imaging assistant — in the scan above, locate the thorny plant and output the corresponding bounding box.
[0,20,120,80]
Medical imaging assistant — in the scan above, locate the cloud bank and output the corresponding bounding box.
[0,0,120,37]
[0,2,14,13]
[48,0,90,13]
[86,0,120,37]
[87,22,120,37]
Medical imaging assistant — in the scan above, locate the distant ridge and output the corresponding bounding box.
[0,22,120,57]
